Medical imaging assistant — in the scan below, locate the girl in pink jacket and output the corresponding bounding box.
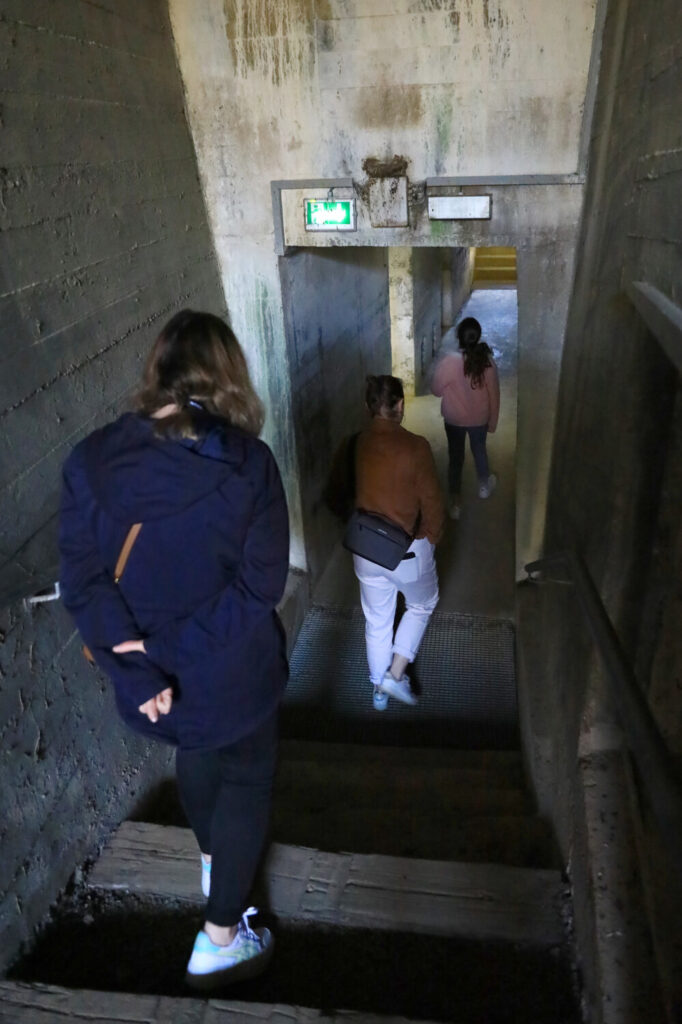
[431,317,500,519]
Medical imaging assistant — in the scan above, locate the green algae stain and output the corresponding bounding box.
[434,97,453,175]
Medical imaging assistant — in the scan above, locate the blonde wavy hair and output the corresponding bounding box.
[135,310,264,439]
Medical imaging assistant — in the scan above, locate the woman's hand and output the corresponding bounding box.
[113,639,147,655]
[138,688,173,723]
[112,639,172,722]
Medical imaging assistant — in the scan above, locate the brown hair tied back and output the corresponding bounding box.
[456,316,492,390]
[365,374,404,419]
[136,310,265,439]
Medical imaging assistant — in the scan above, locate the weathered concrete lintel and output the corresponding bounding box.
[425,174,586,187]
[626,281,682,374]
[273,177,584,254]
[279,182,583,252]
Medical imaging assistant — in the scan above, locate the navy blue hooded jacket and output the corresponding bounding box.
[59,412,289,750]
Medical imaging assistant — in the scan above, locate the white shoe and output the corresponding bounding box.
[479,474,497,499]
[201,854,211,898]
[185,907,274,990]
[373,686,389,711]
[448,501,461,520]
[379,672,418,706]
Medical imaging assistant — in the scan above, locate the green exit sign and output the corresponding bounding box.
[305,199,356,231]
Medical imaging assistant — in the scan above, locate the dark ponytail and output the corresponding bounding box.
[365,374,404,419]
[456,317,492,390]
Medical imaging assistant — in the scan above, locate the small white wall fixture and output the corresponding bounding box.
[428,195,492,220]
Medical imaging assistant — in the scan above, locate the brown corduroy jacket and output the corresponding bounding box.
[354,416,445,544]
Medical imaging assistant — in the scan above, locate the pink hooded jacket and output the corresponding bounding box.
[431,350,500,432]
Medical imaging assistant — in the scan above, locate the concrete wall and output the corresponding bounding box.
[412,247,442,394]
[0,600,174,973]
[0,0,226,969]
[389,248,415,392]
[517,0,682,1016]
[449,248,475,327]
[169,0,597,576]
[280,247,391,581]
[0,0,227,606]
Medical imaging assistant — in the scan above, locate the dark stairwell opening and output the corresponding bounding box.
[9,244,581,1022]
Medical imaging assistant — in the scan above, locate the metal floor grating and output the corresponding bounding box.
[282,605,519,749]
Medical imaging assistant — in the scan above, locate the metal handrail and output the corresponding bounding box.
[525,550,682,855]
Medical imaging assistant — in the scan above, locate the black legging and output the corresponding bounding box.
[175,709,278,926]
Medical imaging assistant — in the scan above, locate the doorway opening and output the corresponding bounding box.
[278,244,518,618]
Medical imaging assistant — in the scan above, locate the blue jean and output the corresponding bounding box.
[444,422,489,495]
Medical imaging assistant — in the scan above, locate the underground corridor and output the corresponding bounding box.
[1,2,681,1023]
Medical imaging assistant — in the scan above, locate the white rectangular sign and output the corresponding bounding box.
[428,195,491,220]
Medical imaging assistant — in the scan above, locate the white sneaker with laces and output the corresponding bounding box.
[185,906,274,990]
[201,854,211,898]
[479,473,497,499]
[373,686,389,710]
[379,672,418,706]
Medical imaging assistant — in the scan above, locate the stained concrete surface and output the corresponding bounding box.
[314,289,518,621]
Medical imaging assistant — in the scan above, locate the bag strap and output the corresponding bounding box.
[113,523,142,583]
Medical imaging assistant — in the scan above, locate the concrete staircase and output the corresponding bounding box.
[472,246,517,285]
[3,737,579,1022]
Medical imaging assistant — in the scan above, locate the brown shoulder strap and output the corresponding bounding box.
[114,523,142,583]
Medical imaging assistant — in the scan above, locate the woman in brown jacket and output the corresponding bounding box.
[352,375,445,710]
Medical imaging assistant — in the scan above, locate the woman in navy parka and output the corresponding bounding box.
[59,310,289,989]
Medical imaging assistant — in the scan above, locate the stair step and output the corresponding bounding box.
[473,268,517,281]
[274,741,547,865]
[0,981,428,1024]
[474,246,515,257]
[275,763,531,815]
[272,807,559,867]
[473,254,517,267]
[280,740,525,777]
[87,822,566,947]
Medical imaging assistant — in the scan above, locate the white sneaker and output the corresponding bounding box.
[185,907,273,990]
[201,854,211,898]
[448,501,461,520]
[373,686,389,711]
[479,474,497,499]
[379,672,418,706]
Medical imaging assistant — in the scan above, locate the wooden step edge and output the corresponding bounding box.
[0,981,434,1024]
[278,739,524,769]
[87,823,567,949]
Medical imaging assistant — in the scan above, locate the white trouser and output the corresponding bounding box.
[353,536,439,687]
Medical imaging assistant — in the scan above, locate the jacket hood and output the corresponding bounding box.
[84,413,245,523]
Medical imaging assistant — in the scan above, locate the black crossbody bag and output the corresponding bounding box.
[343,508,414,570]
[341,434,415,570]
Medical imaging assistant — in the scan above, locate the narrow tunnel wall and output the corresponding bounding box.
[517,0,682,1016]
[412,248,443,394]
[522,0,682,848]
[280,248,391,582]
[448,248,475,328]
[0,0,227,970]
